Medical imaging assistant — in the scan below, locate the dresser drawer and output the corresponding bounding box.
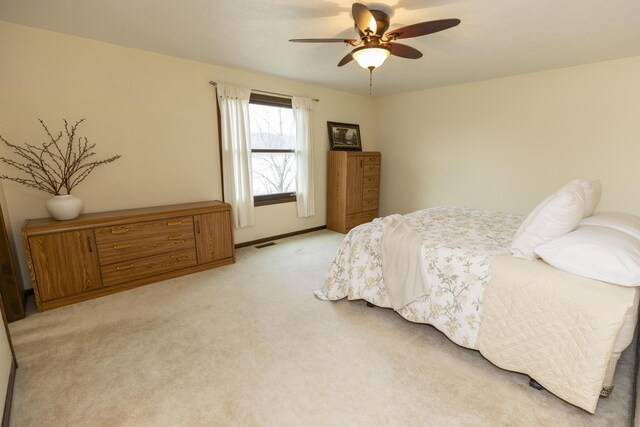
[101,249,197,287]
[346,210,377,229]
[364,164,379,177]
[97,232,196,265]
[363,187,378,199]
[363,174,379,188]
[362,195,379,211]
[363,155,380,166]
[95,216,194,245]
[95,216,195,265]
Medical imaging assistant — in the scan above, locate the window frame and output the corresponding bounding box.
[249,93,297,207]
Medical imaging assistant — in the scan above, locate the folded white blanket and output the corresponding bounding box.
[379,215,429,310]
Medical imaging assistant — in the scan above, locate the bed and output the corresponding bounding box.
[315,206,639,413]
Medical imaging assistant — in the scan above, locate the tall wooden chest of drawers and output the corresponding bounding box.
[23,201,234,311]
[327,151,381,233]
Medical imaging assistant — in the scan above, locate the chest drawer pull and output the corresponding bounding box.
[167,220,183,226]
[111,227,129,234]
[116,263,134,271]
[168,234,184,240]
[112,243,131,250]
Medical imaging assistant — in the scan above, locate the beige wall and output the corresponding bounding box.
[0,21,378,289]
[375,56,640,217]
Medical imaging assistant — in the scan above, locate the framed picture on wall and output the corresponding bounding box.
[327,121,362,151]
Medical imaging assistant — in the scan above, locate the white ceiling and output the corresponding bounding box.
[1,0,639,97]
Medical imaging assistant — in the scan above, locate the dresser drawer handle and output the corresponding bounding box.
[168,234,183,240]
[116,263,134,271]
[170,254,186,260]
[113,243,131,250]
[111,227,129,234]
[167,220,183,226]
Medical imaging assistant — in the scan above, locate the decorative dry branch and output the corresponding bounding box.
[0,119,121,195]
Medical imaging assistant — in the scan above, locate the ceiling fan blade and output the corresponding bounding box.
[386,18,460,40]
[337,52,354,67]
[352,3,377,34]
[388,42,423,59]
[289,38,357,43]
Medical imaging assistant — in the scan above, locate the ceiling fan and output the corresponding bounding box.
[290,3,461,94]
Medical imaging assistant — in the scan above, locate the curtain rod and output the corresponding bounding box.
[209,81,319,102]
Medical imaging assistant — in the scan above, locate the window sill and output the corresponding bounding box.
[254,194,297,207]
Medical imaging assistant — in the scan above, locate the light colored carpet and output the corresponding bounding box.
[8,230,636,426]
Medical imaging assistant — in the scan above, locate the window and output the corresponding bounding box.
[248,94,297,206]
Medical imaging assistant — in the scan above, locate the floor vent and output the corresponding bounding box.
[255,242,276,249]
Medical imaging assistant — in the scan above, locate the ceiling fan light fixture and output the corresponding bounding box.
[352,46,391,70]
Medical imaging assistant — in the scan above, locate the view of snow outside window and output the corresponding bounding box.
[249,103,296,196]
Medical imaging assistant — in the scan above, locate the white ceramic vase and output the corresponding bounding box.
[45,194,83,220]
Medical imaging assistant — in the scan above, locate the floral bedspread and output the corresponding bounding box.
[315,206,522,349]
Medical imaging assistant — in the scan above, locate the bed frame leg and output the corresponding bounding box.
[366,302,375,308]
[600,386,614,397]
[529,378,543,391]
[600,352,621,398]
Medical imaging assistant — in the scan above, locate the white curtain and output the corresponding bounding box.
[292,96,315,218]
[216,83,255,228]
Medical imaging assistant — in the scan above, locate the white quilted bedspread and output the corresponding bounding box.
[315,206,522,349]
[478,256,637,413]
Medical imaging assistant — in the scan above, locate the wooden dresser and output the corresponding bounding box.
[23,201,234,311]
[327,151,381,233]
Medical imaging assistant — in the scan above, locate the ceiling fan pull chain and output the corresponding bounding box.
[369,67,373,96]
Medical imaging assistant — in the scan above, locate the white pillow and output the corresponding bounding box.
[581,212,640,240]
[510,179,585,260]
[535,226,640,286]
[581,180,602,218]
